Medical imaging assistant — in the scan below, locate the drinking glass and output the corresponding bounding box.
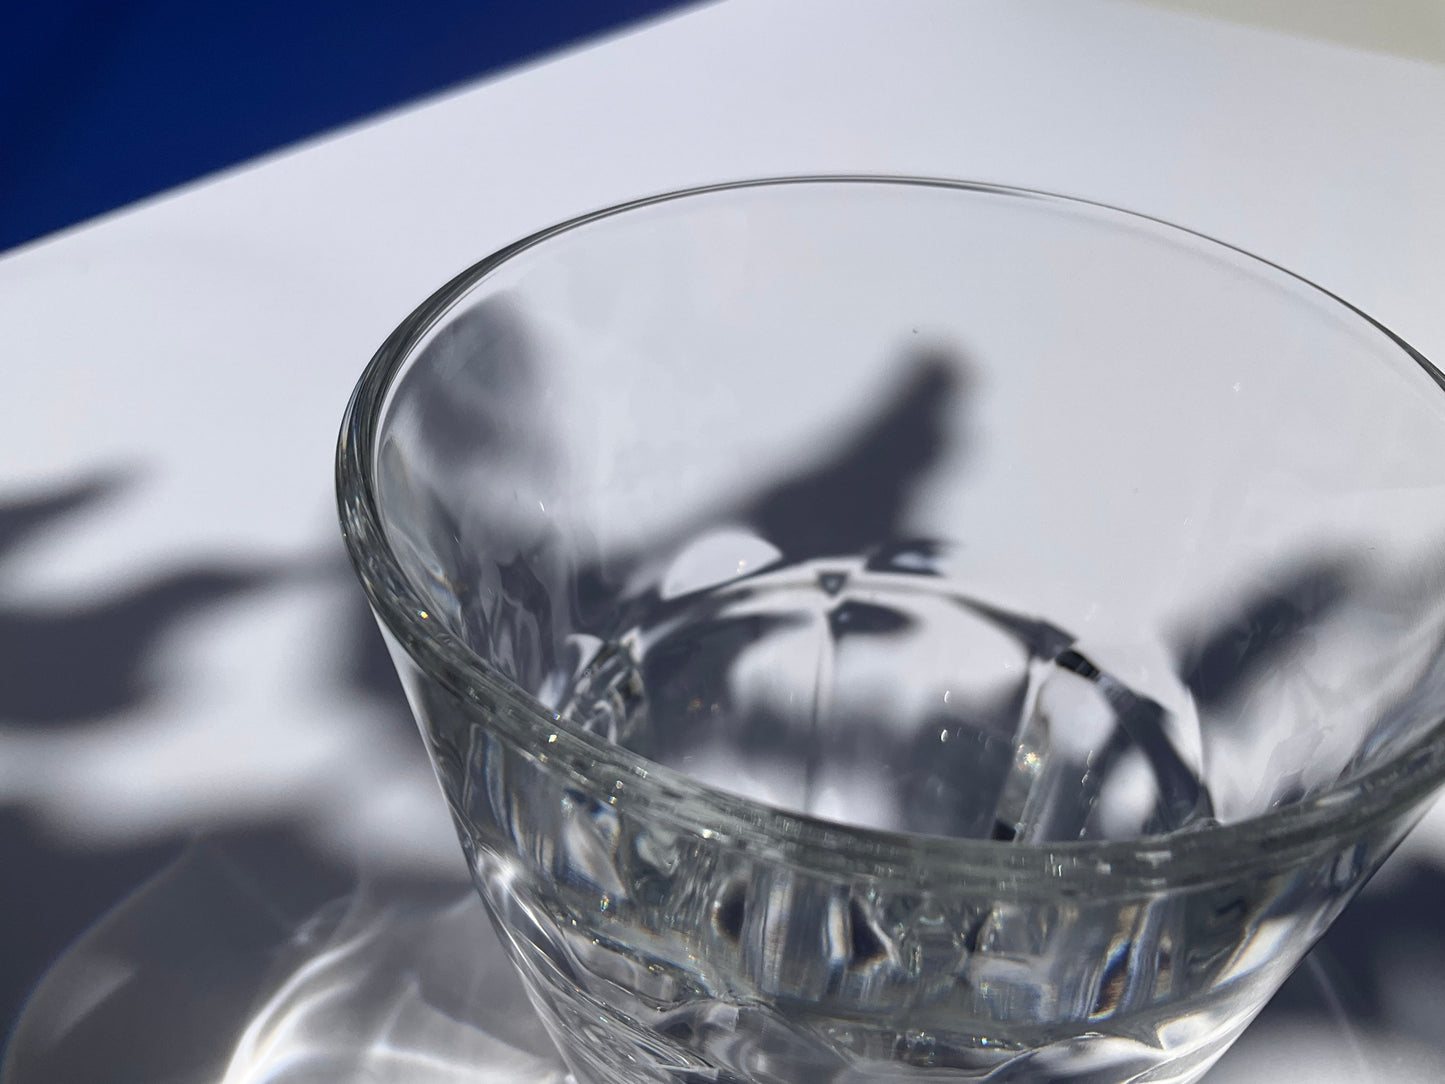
[337,177,1445,1083]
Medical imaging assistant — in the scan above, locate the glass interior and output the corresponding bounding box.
[372,179,1445,844]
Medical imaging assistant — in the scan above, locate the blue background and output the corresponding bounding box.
[1,0,693,255]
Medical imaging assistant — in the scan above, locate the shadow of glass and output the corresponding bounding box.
[0,472,443,1052]
[2,834,563,1084]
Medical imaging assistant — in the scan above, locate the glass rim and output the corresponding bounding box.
[337,174,1445,895]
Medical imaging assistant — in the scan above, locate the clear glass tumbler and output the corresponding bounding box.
[338,178,1445,1083]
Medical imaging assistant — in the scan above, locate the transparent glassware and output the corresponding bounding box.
[337,178,1445,1083]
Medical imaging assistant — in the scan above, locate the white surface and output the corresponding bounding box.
[4,0,1445,582]
[0,0,1442,1079]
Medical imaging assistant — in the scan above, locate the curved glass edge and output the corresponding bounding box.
[336,175,1445,893]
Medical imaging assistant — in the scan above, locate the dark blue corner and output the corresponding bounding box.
[1,0,694,254]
